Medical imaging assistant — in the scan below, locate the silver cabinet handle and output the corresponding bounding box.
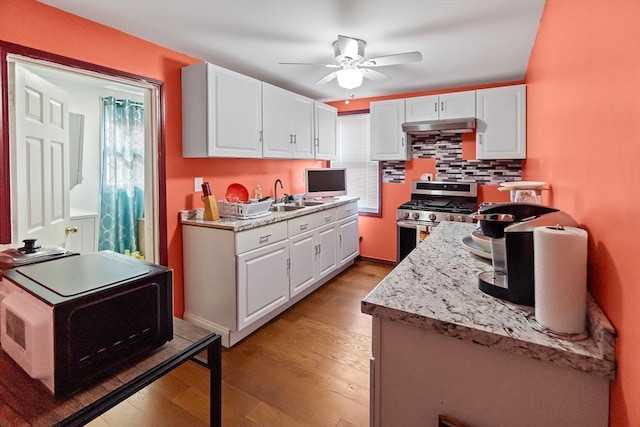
[441,101,444,111]
[65,226,78,234]
[478,134,483,145]
[324,216,333,222]
[300,224,308,231]
[259,234,272,243]
[434,102,438,112]
[293,134,297,144]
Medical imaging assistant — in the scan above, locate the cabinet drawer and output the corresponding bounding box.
[235,221,288,254]
[288,208,336,237]
[337,201,358,220]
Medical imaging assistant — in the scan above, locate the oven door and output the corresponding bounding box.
[397,220,435,262]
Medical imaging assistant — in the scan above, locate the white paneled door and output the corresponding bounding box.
[10,62,70,246]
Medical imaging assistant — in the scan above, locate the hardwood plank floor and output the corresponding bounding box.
[86,259,393,427]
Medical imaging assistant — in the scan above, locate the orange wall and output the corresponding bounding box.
[0,0,324,317]
[4,3,637,424]
[327,85,514,262]
[526,1,640,425]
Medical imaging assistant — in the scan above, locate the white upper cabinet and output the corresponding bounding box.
[182,62,263,158]
[405,90,476,122]
[370,99,408,161]
[314,102,337,160]
[262,83,314,159]
[476,84,527,159]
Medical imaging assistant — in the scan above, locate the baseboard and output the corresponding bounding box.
[357,255,396,266]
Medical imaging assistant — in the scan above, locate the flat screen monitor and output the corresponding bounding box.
[304,168,347,199]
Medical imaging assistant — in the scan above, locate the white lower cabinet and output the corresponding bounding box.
[338,216,359,266]
[317,224,338,279]
[67,209,98,254]
[289,222,337,297]
[337,201,359,267]
[237,240,289,330]
[289,230,317,296]
[182,200,359,347]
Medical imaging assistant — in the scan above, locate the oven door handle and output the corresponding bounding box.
[397,220,419,229]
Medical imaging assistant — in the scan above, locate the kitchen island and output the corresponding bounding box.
[362,221,615,427]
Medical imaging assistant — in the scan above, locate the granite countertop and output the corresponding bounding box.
[361,221,616,379]
[180,196,359,232]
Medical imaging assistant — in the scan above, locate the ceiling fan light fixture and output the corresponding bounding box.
[336,68,363,89]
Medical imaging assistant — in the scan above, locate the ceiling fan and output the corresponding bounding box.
[280,35,423,90]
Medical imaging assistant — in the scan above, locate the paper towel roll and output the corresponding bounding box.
[534,225,588,334]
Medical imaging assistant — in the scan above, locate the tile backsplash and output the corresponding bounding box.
[382,134,522,184]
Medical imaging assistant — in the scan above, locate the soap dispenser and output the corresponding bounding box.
[254,184,263,199]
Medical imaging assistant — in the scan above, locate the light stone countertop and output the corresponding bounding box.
[361,221,616,379]
[180,196,359,232]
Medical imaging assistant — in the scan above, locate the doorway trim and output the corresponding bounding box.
[0,40,167,266]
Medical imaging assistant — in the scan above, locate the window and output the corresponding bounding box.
[333,112,380,215]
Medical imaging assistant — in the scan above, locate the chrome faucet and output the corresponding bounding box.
[274,179,284,203]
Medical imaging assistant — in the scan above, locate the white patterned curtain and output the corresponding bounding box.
[98,97,145,253]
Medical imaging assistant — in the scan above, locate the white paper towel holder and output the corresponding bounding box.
[527,313,589,341]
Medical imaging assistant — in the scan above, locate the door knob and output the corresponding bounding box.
[65,226,78,234]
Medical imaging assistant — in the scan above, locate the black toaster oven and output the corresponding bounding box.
[1,251,173,396]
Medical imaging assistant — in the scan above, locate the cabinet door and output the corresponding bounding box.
[405,95,439,121]
[237,240,289,330]
[476,85,526,159]
[182,62,262,158]
[317,223,338,280]
[262,83,293,158]
[439,90,476,119]
[291,94,315,159]
[314,102,337,160]
[338,216,359,267]
[370,99,408,161]
[67,216,97,254]
[289,230,317,297]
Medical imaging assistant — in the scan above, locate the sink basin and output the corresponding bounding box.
[299,201,324,206]
[269,204,306,212]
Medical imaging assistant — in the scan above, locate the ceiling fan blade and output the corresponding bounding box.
[315,71,337,85]
[362,51,423,67]
[362,68,391,82]
[336,35,365,60]
[279,62,340,68]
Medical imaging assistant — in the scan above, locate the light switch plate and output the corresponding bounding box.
[194,177,203,192]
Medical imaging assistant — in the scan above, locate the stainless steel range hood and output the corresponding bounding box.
[402,117,476,136]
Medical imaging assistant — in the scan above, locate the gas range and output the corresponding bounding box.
[397,181,478,224]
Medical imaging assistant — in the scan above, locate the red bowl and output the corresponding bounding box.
[225,183,249,202]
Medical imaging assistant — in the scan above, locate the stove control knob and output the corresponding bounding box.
[428,213,437,221]
[445,214,454,221]
[412,212,420,220]
[402,211,410,219]
[457,215,466,222]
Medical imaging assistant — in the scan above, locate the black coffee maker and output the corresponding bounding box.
[472,203,578,306]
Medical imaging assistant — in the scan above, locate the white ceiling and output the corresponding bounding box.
[38,0,545,102]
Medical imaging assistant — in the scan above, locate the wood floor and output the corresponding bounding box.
[86,259,393,427]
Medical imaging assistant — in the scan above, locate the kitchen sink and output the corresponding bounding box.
[299,201,324,206]
[269,204,306,212]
